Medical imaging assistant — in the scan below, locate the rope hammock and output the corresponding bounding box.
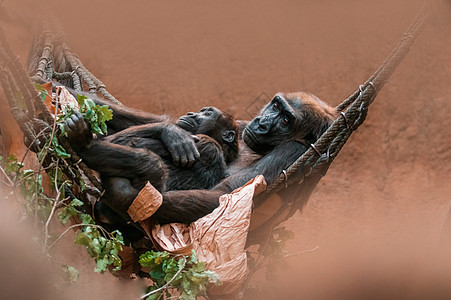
[0,4,430,246]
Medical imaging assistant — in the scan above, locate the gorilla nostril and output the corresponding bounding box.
[258,124,267,131]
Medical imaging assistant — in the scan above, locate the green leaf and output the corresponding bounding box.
[61,264,79,284]
[101,122,107,134]
[189,249,198,264]
[84,98,95,110]
[97,105,113,122]
[57,206,78,225]
[80,214,94,225]
[76,94,88,107]
[22,169,35,177]
[34,83,48,102]
[94,257,109,273]
[190,261,206,273]
[85,109,94,120]
[90,122,101,134]
[71,198,84,207]
[34,82,46,93]
[54,143,71,159]
[75,232,92,246]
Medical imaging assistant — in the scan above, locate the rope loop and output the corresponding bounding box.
[310,143,321,157]
[340,111,349,129]
[359,84,365,94]
[282,170,288,189]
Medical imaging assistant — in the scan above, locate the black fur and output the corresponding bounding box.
[154,92,338,224]
[65,99,239,241]
[66,92,337,236]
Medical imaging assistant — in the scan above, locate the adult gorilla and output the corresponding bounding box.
[88,91,338,224]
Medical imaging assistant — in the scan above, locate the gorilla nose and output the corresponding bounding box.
[257,117,270,132]
[187,112,196,117]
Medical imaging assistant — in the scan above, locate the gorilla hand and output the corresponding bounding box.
[64,112,93,151]
[160,124,200,167]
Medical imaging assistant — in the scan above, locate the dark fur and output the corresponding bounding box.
[153,92,338,224]
[65,98,239,241]
[66,92,337,239]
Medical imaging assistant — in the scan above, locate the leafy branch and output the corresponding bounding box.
[139,250,220,300]
[0,85,119,278]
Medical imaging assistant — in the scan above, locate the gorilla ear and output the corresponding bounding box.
[222,130,236,143]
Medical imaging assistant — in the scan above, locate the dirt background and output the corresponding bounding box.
[1,0,451,299]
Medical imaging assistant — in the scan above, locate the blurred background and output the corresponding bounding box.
[1,0,450,299]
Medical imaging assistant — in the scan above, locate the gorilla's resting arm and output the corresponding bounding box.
[153,141,308,223]
[67,112,201,183]
[92,96,170,132]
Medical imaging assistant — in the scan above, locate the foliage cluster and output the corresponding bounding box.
[139,250,220,300]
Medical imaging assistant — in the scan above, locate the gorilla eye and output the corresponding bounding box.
[273,102,279,110]
[282,116,289,125]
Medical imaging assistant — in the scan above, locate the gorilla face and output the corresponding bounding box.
[243,93,337,154]
[176,107,223,134]
[177,106,238,163]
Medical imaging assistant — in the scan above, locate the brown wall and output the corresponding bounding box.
[2,0,451,298]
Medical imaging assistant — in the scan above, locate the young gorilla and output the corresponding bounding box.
[66,100,238,239]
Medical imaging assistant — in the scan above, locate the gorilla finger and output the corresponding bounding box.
[178,145,190,167]
[194,147,200,159]
[172,153,180,167]
[184,139,200,160]
[72,114,87,131]
[66,119,76,130]
[183,143,197,166]
[179,155,188,168]
[70,113,80,123]
[187,151,196,167]
[191,135,200,142]
[63,123,70,135]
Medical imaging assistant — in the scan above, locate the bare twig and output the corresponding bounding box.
[0,164,14,185]
[43,159,60,251]
[35,90,59,224]
[47,223,112,252]
[0,164,25,215]
[0,179,11,186]
[20,125,52,165]
[260,245,319,270]
[14,163,56,187]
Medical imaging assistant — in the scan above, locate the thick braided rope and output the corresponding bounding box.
[29,21,110,193]
[34,28,54,84]
[0,22,103,197]
[0,28,37,119]
[60,42,122,104]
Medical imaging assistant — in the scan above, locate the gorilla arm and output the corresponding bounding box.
[65,112,200,184]
[152,141,308,224]
[84,93,170,131]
